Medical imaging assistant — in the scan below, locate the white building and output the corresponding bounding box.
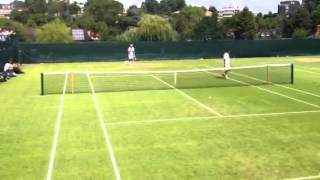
[0,4,13,19]
[218,4,240,21]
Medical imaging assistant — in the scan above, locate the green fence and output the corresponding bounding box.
[14,39,320,63]
[0,39,18,70]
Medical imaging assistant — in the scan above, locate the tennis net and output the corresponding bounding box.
[40,64,294,95]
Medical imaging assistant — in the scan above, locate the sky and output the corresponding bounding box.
[0,0,302,14]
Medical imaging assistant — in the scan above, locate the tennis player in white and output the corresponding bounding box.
[128,44,136,63]
[223,49,231,79]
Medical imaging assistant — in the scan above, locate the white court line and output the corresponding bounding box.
[284,174,320,180]
[296,68,320,76]
[151,75,223,117]
[106,110,320,126]
[87,73,121,180]
[200,66,320,109]
[233,72,320,98]
[46,74,68,180]
[230,77,320,108]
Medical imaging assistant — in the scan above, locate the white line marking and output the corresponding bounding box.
[233,72,320,98]
[46,74,68,180]
[296,68,320,76]
[229,77,320,109]
[284,174,320,180]
[87,73,121,180]
[151,75,223,117]
[201,66,320,109]
[106,110,320,126]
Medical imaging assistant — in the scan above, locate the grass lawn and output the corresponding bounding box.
[0,56,319,180]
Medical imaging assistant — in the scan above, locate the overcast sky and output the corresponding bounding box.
[0,0,302,14]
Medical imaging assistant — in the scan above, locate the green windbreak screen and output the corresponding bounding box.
[19,39,320,63]
[0,39,18,70]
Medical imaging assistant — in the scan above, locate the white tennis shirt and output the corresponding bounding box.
[223,52,231,69]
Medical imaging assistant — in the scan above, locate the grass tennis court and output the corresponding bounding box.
[1,56,320,180]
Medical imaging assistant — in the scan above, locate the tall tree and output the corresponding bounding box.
[25,0,47,13]
[233,7,257,39]
[193,16,223,40]
[119,5,142,30]
[291,7,312,31]
[84,0,123,26]
[36,19,73,43]
[119,14,177,41]
[312,5,320,27]
[159,0,186,14]
[170,6,205,40]
[142,0,160,14]
[303,0,320,12]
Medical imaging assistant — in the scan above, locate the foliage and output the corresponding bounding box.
[291,8,312,30]
[119,15,177,41]
[303,0,320,12]
[170,6,205,40]
[159,0,186,14]
[117,27,139,41]
[84,0,123,27]
[233,7,257,39]
[311,5,320,27]
[292,28,309,39]
[25,0,47,13]
[5,0,320,41]
[36,19,72,43]
[119,5,142,31]
[142,0,160,14]
[193,14,224,40]
[10,9,30,24]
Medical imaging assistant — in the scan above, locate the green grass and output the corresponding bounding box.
[0,56,320,180]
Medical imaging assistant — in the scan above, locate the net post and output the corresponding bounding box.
[41,72,44,96]
[291,64,294,84]
[174,72,177,85]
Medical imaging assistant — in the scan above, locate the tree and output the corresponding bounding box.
[256,13,281,30]
[312,5,320,27]
[10,9,30,24]
[119,5,142,31]
[303,0,320,12]
[233,7,257,39]
[84,0,123,26]
[208,6,218,13]
[11,0,26,9]
[25,0,47,13]
[36,19,73,43]
[291,7,312,30]
[159,0,186,14]
[127,5,142,17]
[119,15,177,41]
[193,16,224,40]
[142,0,160,14]
[47,0,70,22]
[281,17,294,38]
[193,7,223,40]
[292,28,309,39]
[170,6,205,40]
[69,2,81,15]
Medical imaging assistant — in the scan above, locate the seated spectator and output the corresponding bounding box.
[0,72,7,82]
[4,59,17,77]
[0,28,16,42]
[12,62,24,74]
